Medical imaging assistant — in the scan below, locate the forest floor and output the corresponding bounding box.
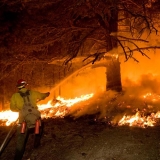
[0,116,160,160]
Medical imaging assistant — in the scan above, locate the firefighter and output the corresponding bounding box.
[10,79,50,160]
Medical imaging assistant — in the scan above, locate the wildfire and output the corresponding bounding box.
[1,92,160,128]
[39,93,94,118]
[143,92,160,102]
[118,92,160,128]
[118,111,160,128]
[0,93,93,126]
[0,110,18,126]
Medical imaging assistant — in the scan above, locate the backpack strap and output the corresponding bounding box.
[19,90,32,106]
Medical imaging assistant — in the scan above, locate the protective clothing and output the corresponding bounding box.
[10,84,50,160]
[14,124,44,160]
[10,88,50,112]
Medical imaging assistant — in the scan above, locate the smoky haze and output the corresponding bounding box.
[57,51,160,122]
[41,29,160,121]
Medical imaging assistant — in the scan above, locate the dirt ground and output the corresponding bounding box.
[0,115,160,160]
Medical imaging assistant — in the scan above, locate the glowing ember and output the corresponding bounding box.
[142,92,160,102]
[0,93,93,126]
[117,92,160,127]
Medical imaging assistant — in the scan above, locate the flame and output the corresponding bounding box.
[39,93,93,118]
[118,92,160,128]
[118,111,159,128]
[0,111,18,126]
[1,92,160,128]
[0,93,93,126]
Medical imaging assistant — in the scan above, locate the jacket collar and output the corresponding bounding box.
[19,88,28,93]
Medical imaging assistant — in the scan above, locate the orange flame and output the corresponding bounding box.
[0,111,18,126]
[1,92,160,128]
[118,92,160,128]
[118,111,159,128]
[0,93,93,126]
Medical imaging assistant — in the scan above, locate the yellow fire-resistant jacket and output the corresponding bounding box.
[10,88,49,112]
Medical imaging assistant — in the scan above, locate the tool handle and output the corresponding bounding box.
[0,118,18,154]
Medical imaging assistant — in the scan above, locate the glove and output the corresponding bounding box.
[46,92,50,97]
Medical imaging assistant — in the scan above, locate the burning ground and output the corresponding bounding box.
[0,89,160,160]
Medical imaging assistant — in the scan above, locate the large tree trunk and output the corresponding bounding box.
[106,7,122,92]
[106,57,122,92]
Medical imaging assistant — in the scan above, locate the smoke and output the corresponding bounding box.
[67,90,117,119]
[51,67,106,98]
[38,29,160,121]
[66,51,160,121]
[42,42,160,121]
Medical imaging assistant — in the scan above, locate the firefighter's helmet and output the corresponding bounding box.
[17,79,27,89]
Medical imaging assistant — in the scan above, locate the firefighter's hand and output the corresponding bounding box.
[46,92,50,97]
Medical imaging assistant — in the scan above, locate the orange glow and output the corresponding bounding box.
[118,111,158,128]
[0,93,93,126]
[118,92,160,128]
[1,91,160,128]
[143,92,160,102]
[0,111,18,126]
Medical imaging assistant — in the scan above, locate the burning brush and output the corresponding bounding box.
[0,92,160,128]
